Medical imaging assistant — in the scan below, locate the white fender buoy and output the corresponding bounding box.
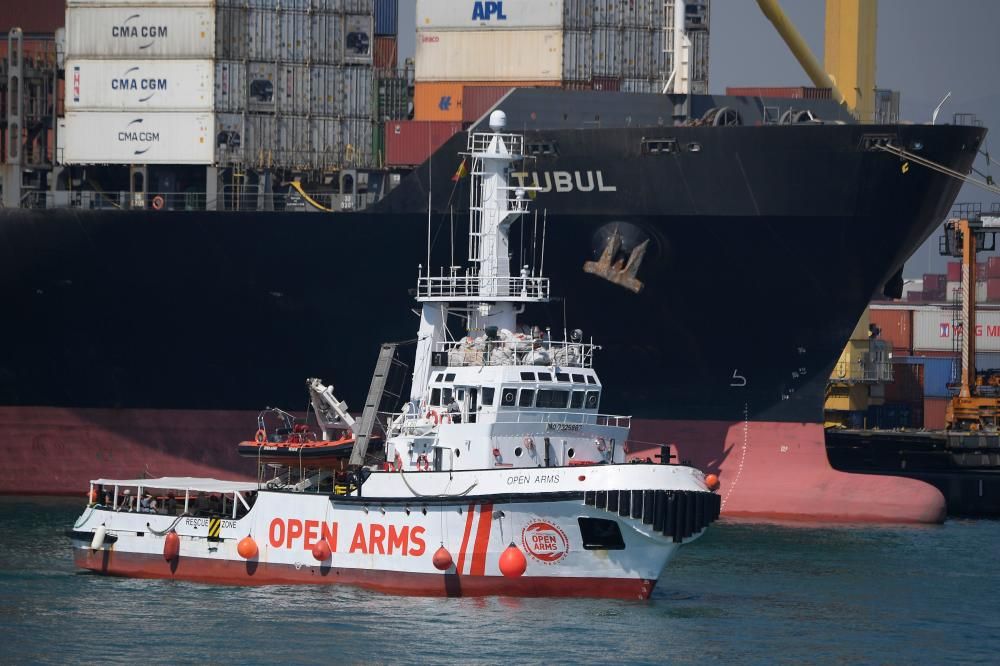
[91,525,107,550]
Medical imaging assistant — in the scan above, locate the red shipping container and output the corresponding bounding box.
[906,291,924,303]
[987,278,1000,302]
[870,308,913,352]
[373,36,397,71]
[923,274,943,291]
[989,257,1000,279]
[725,86,832,99]
[385,120,464,166]
[947,262,961,281]
[923,396,949,430]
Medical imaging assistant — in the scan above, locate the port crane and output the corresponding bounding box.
[940,215,1000,430]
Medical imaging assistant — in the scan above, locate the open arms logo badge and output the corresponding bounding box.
[521,520,569,564]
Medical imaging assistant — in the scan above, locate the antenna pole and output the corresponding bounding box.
[540,209,547,277]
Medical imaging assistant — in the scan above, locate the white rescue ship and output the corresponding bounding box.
[69,112,722,599]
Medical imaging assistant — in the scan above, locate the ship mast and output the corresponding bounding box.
[409,111,549,403]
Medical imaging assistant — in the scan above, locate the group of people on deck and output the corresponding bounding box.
[91,485,257,517]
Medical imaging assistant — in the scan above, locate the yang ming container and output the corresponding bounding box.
[65,6,216,58]
[66,59,214,111]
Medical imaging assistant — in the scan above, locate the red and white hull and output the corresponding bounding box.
[70,465,719,599]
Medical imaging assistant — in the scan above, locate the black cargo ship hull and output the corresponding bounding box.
[0,106,985,521]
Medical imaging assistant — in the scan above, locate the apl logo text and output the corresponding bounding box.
[472,1,507,21]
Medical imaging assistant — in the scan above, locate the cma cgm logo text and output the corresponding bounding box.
[472,1,507,20]
[118,118,159,155]
[111,66,167,103]
[112,14,168,50]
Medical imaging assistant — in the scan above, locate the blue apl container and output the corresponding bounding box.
[374,0,398,36]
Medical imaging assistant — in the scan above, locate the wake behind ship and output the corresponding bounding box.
[1,87,986,524]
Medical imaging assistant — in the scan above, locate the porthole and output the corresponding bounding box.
[515,447,523,457]
[567,447,575,459]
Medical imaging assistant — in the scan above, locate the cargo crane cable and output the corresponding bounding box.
[876,143,1000,196]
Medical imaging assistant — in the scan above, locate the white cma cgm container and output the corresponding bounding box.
[66,6,216,58]
[59,111,214,164]
[65,59,214,111]
[913,307,1000,352]
[416,0,564,30]
[416,30,563,81]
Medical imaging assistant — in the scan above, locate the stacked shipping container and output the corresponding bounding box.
[60,0,217,164]
[60,0,390,171]
[394,0,709,166]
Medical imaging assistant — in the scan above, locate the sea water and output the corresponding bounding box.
[2,497,998,664]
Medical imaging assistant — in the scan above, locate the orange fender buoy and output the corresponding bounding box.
[498,543,526,578]
[163,530,180,562]
[704,474,720,491]
[311,540,332,562]
[432,546,453,571]
[237,535,258,559]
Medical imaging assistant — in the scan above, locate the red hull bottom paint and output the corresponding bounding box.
[628,419,946,524]
[73,549,657,599]
[5,406,945,523]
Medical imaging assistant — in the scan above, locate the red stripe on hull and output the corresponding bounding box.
[470,503,493,576]
[456,502,476,575]
[72,548,656,600]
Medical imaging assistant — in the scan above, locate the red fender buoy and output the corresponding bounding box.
[432,546,453,571]
[237,535,258,559]
[163,530,180,562]
[704,474,720,491]
[498,543,527,578]
[311,540,332,562]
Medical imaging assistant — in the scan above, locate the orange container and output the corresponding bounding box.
[415,80,560,122]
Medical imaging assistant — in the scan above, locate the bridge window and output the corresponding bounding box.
[442,388,454,404]
[536,389,569,409]
[501,388,517,407]
[481,387,495,406]
[585,391,600,409]
[537,372,552,381]
[430,388,441,406]
[520,371,535,381]
[518,389,536,407]
[578,517,625,550]
[586,376,597,385]
[556,372,570,382]
[444,373,456,381]
[435,373,444,382]
[570,391,585,409]
[572,373,585,383]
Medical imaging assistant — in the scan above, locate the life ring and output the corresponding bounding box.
[417,454,431,472]
[255,428,266,443]
[441,413,453,424]
[151,195,164,210]
[393,452,403,472]
[596,437,607,452]
[523,436,535,450]
[426,411,439,425]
